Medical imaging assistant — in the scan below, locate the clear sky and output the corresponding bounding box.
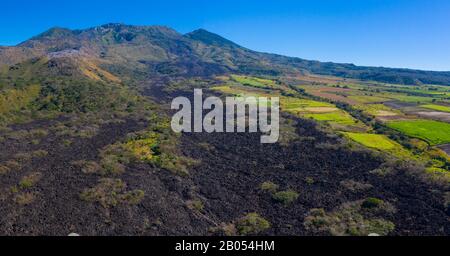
[1,0,449,71]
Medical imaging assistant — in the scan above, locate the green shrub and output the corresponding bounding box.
[72,160,101,174]
[29,129,49,138]
[260,181,279,193]
[304,201,395,236]
[186,199,204,212]
[272,190,299,205]
[100,155,126,175]
[305,177,315,185]
[80,178,145,208]
[31,139,40,145]
[10,186,19,193]
[0,165,10,175]
[14,192,35,205]
[362,198,384,209]
[340,180,373,192]
[236,213,271,235]
[5,160,21,170]
[120,190,145,205]
[31,150,48,158]
[62,139,72,146]
[19,172,42,189]
[14,152,33,162]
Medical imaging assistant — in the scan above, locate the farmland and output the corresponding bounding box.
[421,104,450,113]
[211,74,450,185]
[342,132,399,150]
[386,119,450,145]
[212,81,367,132]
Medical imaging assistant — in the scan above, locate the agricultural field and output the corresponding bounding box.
[386,119,450,145]
[214,75,450,162]
[342,132,399,150]
[228,74,450,182]
[421,104,450,113]
[342,132,412,158]
[212,77,367,132]
[297,80,450,148]
[230,75,278,89]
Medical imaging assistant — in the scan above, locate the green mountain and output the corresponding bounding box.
[1,23,450,85]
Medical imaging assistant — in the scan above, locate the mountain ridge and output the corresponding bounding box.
[1,24,450,85]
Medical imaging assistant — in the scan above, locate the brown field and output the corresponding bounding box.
[303,107,338,113]
[376,110,398,117]
[302,86,358,104]
[416,111,450,123]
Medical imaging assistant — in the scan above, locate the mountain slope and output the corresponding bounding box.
[0,24,450,85]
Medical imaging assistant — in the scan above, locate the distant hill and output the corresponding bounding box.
[1,23,450,85]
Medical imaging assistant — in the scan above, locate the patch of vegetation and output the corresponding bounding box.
[361,197,384,209]
[186,199,204,212]
[425,167,450,185]
[124,121,199,176]
[355,104,400,117]
[99,146,130,176]
[281,97,334,113]
[19,172,42,189]
[340,180,373,192]
[0,85,41,125]
[304,112,359,126]
[198,142,215,151]
[4,128,49,141]
[13,152,34,163]
[71,160,102,174]
[342,132,412,159]
[0,165,10,175]
[305,177,315,185]
[31,150,48,158]
[260,181,279,193]
[80,178,145,208]
[386,119,450,145]
[231,75,277,89]
[304,200,395,236]
[272,190,299,205]
[344,132,398,150]
[235,213,271,235]
[0,160,19,172]
[421,104,450,113]
[279,118,300,146]
[14,192,36,205]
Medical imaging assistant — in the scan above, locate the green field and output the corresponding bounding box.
[230,75,277,88]
[281,97,334,110]
[212,84,365,131]
[343,132,401,150]
[421,104,450,113]
[280,97,364,129]
[386,119,450,145]
[304,112,357,125]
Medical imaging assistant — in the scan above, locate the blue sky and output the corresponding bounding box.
[1,0,449,71]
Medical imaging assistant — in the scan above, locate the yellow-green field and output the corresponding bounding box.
[386,119,450,145]
[230,75,277,89]
[342,132,412,158]
[343,132,398,150]
[421,104,450,113]
[212,83,367,131]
